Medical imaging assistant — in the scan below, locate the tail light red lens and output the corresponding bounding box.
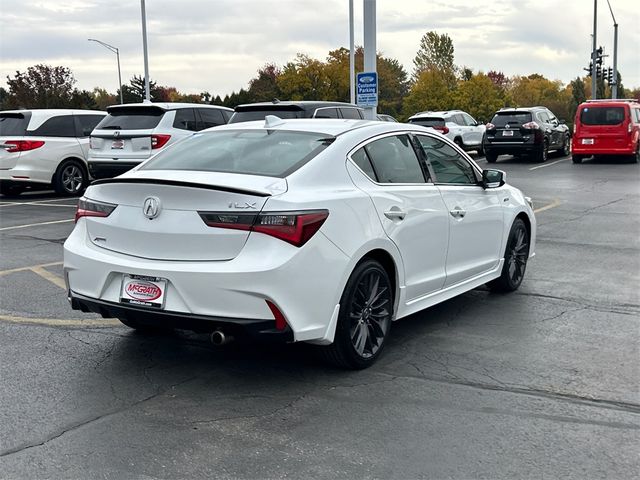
[522,121,540,130]
[198,210,329,247]
[266,300,288,331]
[75,197,117,223]
[151,134,171,149]
[486,122,495,130]
[3,140,45,153]
[433,126,449,134]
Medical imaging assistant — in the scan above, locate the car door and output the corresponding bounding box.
[545,111,563,148]
[537,111,557,148]
[349,133,449,300]
[414,134,503,287]
[461,112,483,146]
[74,114,105,159]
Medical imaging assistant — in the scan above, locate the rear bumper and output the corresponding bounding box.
[571,143,635,155]
[89,161,141,179]
[483,142,541,156]
[69,291,294,341]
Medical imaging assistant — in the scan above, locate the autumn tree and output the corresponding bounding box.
[402,68,453,116]
[5,64,77,108]
[412,31,456,88]
[454,73,507,122]
[248,64,282,102]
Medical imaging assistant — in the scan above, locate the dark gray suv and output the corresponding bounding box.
[483,106,571,163]
[229,101,365,123]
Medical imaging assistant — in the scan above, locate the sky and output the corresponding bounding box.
[0,0,639,97]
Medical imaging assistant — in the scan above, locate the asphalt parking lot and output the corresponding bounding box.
[0,154,638,479]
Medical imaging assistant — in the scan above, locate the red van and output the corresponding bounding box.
[571,99,640,163]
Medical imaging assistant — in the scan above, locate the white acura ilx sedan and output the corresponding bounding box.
[64,117,536,369]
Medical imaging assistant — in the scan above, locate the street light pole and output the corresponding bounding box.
[88,38,123,104]
[140,0,151,102]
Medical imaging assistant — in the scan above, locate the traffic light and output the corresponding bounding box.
[596,63,602,79]
[584,62,593,76]
[595,46,604,78]
[605,67,612,83]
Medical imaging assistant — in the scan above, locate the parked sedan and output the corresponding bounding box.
[64,118,536,369]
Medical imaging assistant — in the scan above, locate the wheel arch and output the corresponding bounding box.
[361,248,398,307]
[50,156,88,184]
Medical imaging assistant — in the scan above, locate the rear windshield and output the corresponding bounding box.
[409,118,445,127]
[229,110,303,123]
[580,106,625,125]
[141,129,334,178]
[95,107,164,130]
[491,112,532,127]
[0,113,31,136]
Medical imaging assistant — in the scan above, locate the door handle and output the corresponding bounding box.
[384,209,406,220]
[450,208,466,218]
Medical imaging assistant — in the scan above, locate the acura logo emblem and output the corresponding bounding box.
[143,196,161,219]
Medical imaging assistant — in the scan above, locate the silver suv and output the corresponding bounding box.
[408,110,486,154]
[88,103,233,179]
[0,109,106,196]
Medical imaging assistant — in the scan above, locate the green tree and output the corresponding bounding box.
[92,87,117,109]
[0,87,8,110]
[119,75,164,103]
[569,76,587,119]
[402,68,453,117]
[5,64,76,108]
[247,64,282,102]
[454,73,507,122]
[412,31,456,87]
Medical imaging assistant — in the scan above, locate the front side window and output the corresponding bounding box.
[415,135,478,185]
[141,129,333,178]
[580,107,625,125]
[462,113,476,126]
[197,109,225,130]
[364,134,425,184]
[28,115,76,137]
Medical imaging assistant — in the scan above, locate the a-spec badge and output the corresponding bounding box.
[143,196,161,219]
[228,201,257,209]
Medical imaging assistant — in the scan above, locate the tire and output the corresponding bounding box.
[476,144,484,156]
[560,134,571,157]
[485,152,498,163]
[321,259,393,369]
[630,146,639,164]
[533,141,548,162]
[488,218,530,293]
[53,159,88,196]
[572,155,584,164]
[0,183,26,196]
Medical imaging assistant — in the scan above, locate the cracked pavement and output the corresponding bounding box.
[0,156,639,479]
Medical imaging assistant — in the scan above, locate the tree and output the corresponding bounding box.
[92,87,117,109]
[0,87,8,110]
[247,64,282,102]
[5,64,77,108]
[402,68,453,116]
[118,75,164,103]
[569,77,587,118]
[412,31,456,86]
[508,74,571,121]
[487,71,508,90]
[454,73,507,122]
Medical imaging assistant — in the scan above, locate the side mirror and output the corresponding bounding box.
[482,169,506,189]
[559,119,566,125]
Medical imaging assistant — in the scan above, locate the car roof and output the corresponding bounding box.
[579,99,639,108]
[234,101,361,111]
[496,107,546,113]
[1,109,105,115]
[408,110,467,119]
[106,102,233,112]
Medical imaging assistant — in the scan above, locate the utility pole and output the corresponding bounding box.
[349,0,355,104]
[362,0,377,120]
[591,0,598,99]
[140,0,151,102]
[606,0,619,99]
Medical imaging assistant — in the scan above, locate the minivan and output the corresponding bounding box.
[571,99,640,163]
[88,103,233,179]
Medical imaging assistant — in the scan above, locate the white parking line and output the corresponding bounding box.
[0,218,74,231]
[529,158,568,171]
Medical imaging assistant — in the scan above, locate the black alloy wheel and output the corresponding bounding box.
[53,160,88,196]
[321,259,393,369]
[534,141,548,162]
[562,134,571,156]
[488,218,530,293]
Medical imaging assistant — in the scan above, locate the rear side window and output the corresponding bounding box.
[76,115,105,137]
[580,107,625,125]
[340,108,363,119]
[409,117,445,128]
[229,110,303,123]
[350,148,377,181]
[197,108,226,129]
[633,109,640,123]
[364,134,425,184]
[96,107,164,130]
[491,112,532,127]
[141,130,333,177]
[314,108,339,119]
[28,115,76,137]
[0,113,31,136]
[173,109,198,131]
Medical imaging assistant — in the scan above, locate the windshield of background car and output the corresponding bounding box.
[229,110,303,123]
[96,107,164,130]
[141,129,334,177]
[0,113,31,136]
[580,106,625,125]
[491,112,532,127]
[408,118,445,127]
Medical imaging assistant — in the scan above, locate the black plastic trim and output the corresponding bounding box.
[89,177,272,197]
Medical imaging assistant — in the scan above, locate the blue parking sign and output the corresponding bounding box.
[357,72,378,107]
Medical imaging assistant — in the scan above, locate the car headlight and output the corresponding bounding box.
[525,196,534,209]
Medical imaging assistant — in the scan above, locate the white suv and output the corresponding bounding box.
[0,109,106,196]
[408,110,486,154]
[88,102,233,179]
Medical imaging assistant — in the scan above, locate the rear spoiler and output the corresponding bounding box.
[90,178,272,197]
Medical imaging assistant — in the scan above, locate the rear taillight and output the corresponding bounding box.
[75,197,117,223]
[522,121,540,130]
[3,140,45,153]
[629,123,633,134]
[573,124,577,134]
[485,123,495,130]
[89,136,98,149]
[198,210,329,247]
[151,134,171,149]
[433,126,449,134]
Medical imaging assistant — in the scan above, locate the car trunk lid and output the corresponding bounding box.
[0,112,31,169]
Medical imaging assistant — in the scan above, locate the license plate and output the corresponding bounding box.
[581,138,594,145]
[502,130,514,137]
[120,274,167,309]
[111,139,124,149]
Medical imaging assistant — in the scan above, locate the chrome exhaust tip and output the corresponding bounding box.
[210,329,233,346]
